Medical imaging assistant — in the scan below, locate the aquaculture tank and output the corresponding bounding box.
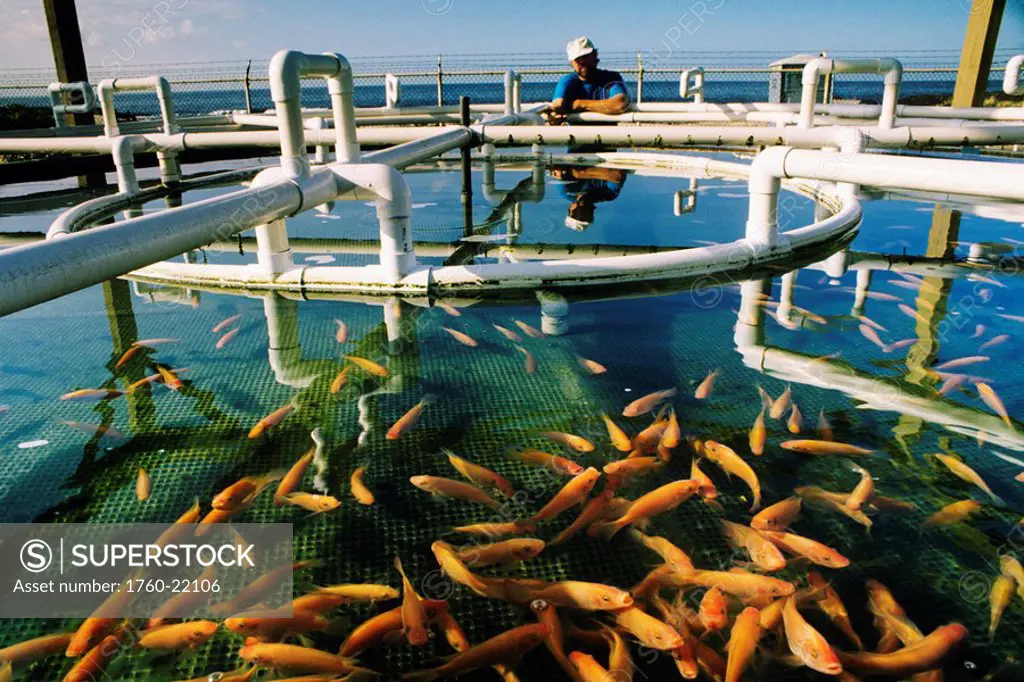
[0,48,1024,682]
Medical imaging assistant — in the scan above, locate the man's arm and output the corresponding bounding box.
[570,92,631,115]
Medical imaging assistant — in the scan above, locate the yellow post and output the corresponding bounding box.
[952,0,1006,107]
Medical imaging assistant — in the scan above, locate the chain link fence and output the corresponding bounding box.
[2,49,1021,123]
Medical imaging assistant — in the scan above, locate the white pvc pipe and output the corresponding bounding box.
[385,74,401,108]
[1005,55,1024,97]
[48,81,96,127]
[331,163,414,282]
[679,68,705,104]
[504,70,515,117]
[97,76,179,137]
[799,58,903,129]
[268,50,360,178]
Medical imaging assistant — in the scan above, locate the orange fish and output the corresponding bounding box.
[275,447,316,504]
[749,408,766,455]
[394,555,430,646]
[721,520,787,571]
[532,467,601,522]
[541,431,594,453]
[691,458,718,500]
[212,313,241,334]
[845,463,874,511]
[248,404,294,439]
[569,651,612,682]
[136,468,151,501]
[237,643,358,675]
[989,574,1014,640]
[215,327,240,349]
[344,355,389,377]
[224,607,330,640]
[749,499,799,534]
[588,479,700,540]
[156,365,184,391]
[611,606,684,650]
[806,572,862,649]
[410,475,502,510]
[339,600,447,657]
[115,345,145,368]
[787,403,803,434]
[817,409,833,441]
[452,539,545,568]
[694,369,719,399]
[138,621,219,650]
[576,355,607,375]
[859,324,891,353]
[438,302,461,317]
[517,345,537,374]
[334,319,348,343]
[769,385,791,420]
[703,440,761,511]
[923,499,982,526]
[780,440,873,456]
[762,530,850,568]
[661,409,681,449]
[387,395,437,440]
[933,355,990,371]
[782,595,842,674]
[514,319,544,339]
[213,472,282,511]
[508,449,582,477]
[64,630,124,682]
[976,382,1013,430]
[443,327,478,348]
[725,607,762,682]
[445,450,515,497]
[601,413,632,452]
[604,456,663,479]
[211,560,320,617]
[60,388,122,401]
[401,623,549,681]
[0,633,73,668]
[278,492,341,514]
[548,487,617,547]
[330,366,351,395]
[680,570,795,601]
[493,323,521,341]
[453,520,538,537]
[133,338,179,347]
[836,624,967,677]
[699,586,728,632]
[623,388,677,418]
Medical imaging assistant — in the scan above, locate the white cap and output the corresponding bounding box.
[564,216,591,231]
[566,36,596,62]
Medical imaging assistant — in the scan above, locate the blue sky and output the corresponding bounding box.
[2,0,1022,69]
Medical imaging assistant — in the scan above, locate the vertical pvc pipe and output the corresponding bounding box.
[504,70,515,117]
[852,268,872,314]
[512,73,522,114]
[254,218,293,275]
[325,52,361,163]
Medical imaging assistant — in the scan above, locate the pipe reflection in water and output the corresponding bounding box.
[734,263,1024,452]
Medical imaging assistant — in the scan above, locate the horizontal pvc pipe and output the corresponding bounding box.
[777,148,1024,201]
[0,181,301,316]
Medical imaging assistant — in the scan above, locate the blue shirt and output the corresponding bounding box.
[553,69,629,106]
[560,178,624,204]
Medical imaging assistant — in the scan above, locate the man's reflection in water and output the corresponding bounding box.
[550,166,627,231]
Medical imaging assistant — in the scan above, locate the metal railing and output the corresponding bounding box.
[1,51,1020,124]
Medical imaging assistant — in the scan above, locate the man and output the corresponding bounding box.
[546,37,631,124]
[550,165,627,231]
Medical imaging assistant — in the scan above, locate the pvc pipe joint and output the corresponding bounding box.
[48,81,97,127]
[679,68,705,104]
[799,57,902,129]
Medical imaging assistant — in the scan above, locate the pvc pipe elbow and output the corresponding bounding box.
[1005,55,1024,96]
[802,59,827,86]
[881,59,903,85]
[269,50,315,101]
[749,146,792,191]
[324,53,354,95]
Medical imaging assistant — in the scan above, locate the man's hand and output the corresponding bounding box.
[543,107,567,125]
